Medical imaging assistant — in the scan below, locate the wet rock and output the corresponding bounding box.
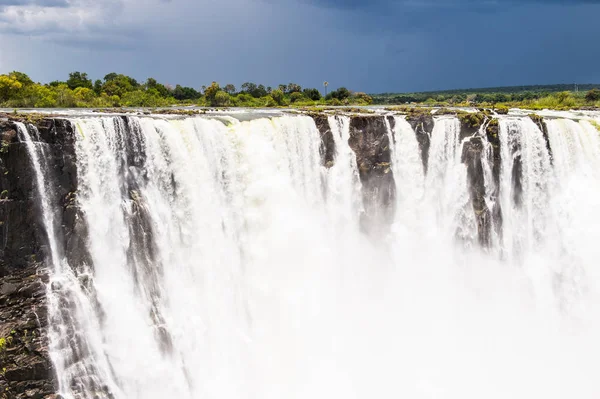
[0,115,75,399]
[348,115,396,236]
[310,114,335,168]
[405,112,433,172]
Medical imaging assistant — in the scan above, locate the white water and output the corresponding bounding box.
[18,112,600,398]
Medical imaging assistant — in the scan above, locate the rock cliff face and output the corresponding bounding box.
[0,117,77,399]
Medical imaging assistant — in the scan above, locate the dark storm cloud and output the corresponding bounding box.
[0,0,598,93]
[303,0,600,10]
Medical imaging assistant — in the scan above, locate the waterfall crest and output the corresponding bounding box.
[17,112,600,399]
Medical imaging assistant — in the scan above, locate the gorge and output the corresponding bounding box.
[1,108,600,399]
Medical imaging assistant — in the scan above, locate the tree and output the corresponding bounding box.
[289,92,304,103]
[286,83,302,94]
[204,82,221,105]
[223,84,236,95]
[327,87,350,101]
[101,74,134,97]
[352,92,373,105]
[67,71,93,90]
[53,84,77,107]
[303,88,321,101]
[585,88,600,102]
[241,82,257,95]
[9,71,33,86]
[241,82,266,98]
[214,91,231,107]
[104,72,119,82]
[146,78,171,97]
[93,79,103,94]
[271,89,285,105]
[173,85,199,101]
[0,74,23,101]
[73,87,96,104]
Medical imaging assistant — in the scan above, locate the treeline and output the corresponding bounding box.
[373,84,600,108]
[0,71,373,108]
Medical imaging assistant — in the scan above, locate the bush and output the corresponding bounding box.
[214,91,231,107]
[585,88,600,102]
[289,92,305,103]
[271,89,285,105]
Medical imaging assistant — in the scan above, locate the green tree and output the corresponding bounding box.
[223,84,236,95]
[289,92,304,103]
[0,74,23,101]
[585,88,600,102]
[204,82,221,106]
[173,85,199,101]
[214,91,231,107]
[53,84,77,107]
[74,87,96,105]
[145,78,170,97]
[67,71,93,90]
[104,72,119,82]
[271,89,285,105]
[93,79,103,94]
[286,83,302,94]
[102,74,134,97]
[9,71,33,86]
[303,88,321,101]
[352,92,373,105]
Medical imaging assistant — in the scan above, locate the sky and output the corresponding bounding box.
[0,0,598,93]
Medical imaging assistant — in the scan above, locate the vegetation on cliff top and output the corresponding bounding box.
[372,84,600,110]
[0,71,372,108]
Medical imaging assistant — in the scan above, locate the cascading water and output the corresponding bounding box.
[19,111,600,399]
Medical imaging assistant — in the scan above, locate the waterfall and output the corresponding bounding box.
[19,112,600,399]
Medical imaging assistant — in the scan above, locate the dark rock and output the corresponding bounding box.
[0,115,76,399]
[1,282,18,296]
[348,116,396,236]
[405,112,433,172]
[529,114,552,163]
[310,114,335,168]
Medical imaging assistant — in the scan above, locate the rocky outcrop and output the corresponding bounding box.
[348,116,395,236]
[405,112,433,172]
[311,114,335,168]
[529,114,552,163]
[311,114,396,236]
[0,265,54,399]
[0,116,78,399]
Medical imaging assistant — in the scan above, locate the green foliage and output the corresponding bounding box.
[351,92,373,105]
[172,85,200,101]
[457,111,485,129]
[494,105,509,114]
[214,91,231,107]
[327,87,351,101]
[286,83,302,94]
[271,89,285,105]
[204,82,221,106]
[586,88,600,102]
[0,70,368,108]
[223,84,236,95]
[263,95,278,107]
[0,75,23,102]
[303,88,322,101]
[289,92,305,103]
[67,71,93,90]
